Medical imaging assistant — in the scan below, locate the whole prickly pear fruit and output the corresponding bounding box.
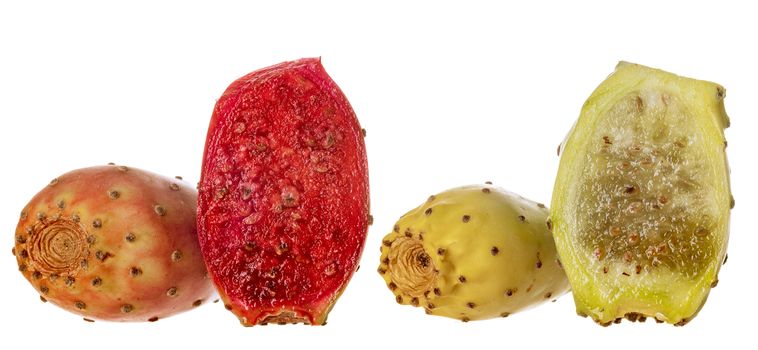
[551,62,731,326]
[378,185,569,322]
[198,58,369,326]
[13,164,215,322]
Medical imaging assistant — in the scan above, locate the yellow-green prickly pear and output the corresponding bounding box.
[378,185,570,321]
[551,62,731,326]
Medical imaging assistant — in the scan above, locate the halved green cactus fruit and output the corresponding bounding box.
[551,62,731,326]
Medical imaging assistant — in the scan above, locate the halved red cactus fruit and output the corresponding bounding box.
[198,58,370,326]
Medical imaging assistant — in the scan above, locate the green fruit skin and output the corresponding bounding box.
[379,185,570,321]
[551,62,731,326]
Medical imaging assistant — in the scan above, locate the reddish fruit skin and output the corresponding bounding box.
[14,165,215,322]
[198,58,369,326]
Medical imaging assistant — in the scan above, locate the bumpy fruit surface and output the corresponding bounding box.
[379,185,569,322]
[198,58,369,326]
[551,62,731,326]
[13,164,215,322]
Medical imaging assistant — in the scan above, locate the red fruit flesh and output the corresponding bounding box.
[198,58,369,326]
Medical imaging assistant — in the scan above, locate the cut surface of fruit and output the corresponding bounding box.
[551,62,731,326]
[198,58,369,326]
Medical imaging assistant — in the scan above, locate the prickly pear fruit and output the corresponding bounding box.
[379,185,569,322]
[551,62,731,326]
[198,58,369,326]
[13,164,215,322]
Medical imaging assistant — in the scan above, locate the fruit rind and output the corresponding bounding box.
[379,185,569,321]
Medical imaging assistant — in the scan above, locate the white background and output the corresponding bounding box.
[1,0,755,348]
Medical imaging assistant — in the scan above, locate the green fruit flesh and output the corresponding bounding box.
[552,62,730,325]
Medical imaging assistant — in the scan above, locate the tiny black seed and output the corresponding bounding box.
[491,246,499,256]
[723,254,729,265]
[518,215,526,222]
[92,219,102,228]
[125,233,136,242]
[108,190,120,199]
[458,275,467,283]
[40,296,47,303]
[75,301,86,309]
[437,248,446,256]
[462,215,470,223]
[506,289,514,297]
[434,288,441,296]
[167,287,178,297]
[467,302,476,309]
[148,317,159,322]
[91,277,102,286]
[83,318,94,323]
[544,292,552,299]
[424,208,433,216]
